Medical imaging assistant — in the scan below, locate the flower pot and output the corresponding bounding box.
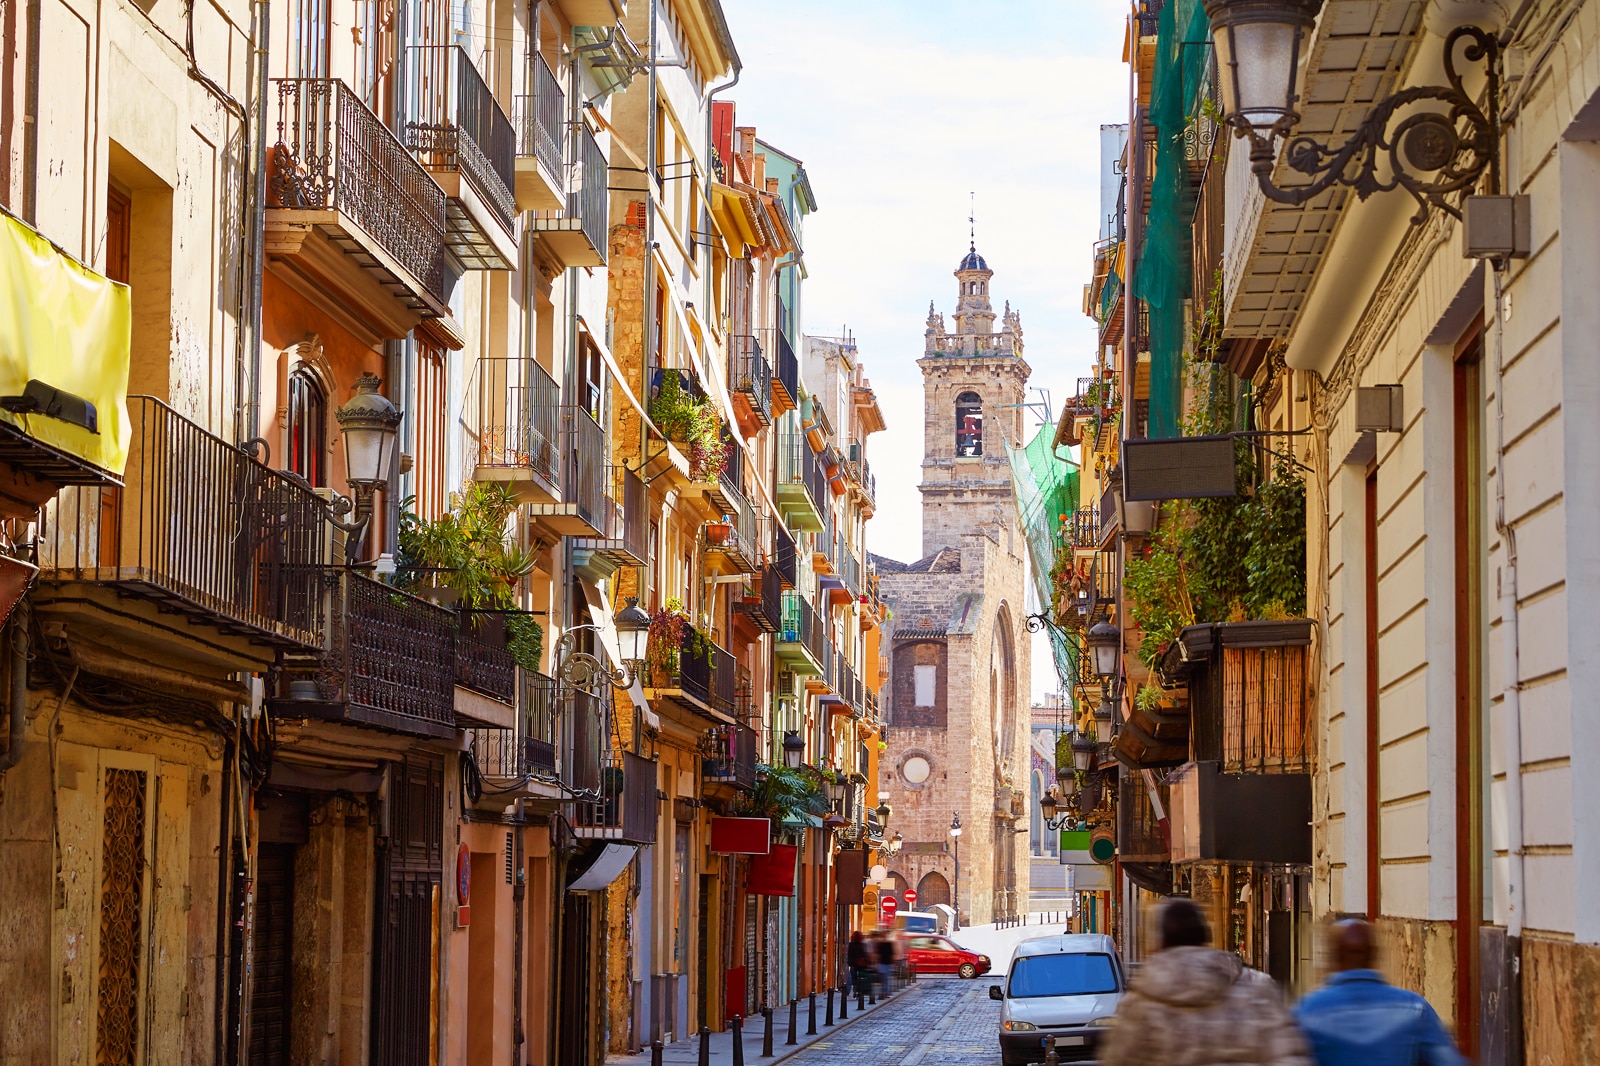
[705,522,733,545]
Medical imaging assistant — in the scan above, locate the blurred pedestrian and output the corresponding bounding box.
[846,931,871,998]
[1100,896,1309,1066]
[874,930,896,995]
[1294,919,1463,1066]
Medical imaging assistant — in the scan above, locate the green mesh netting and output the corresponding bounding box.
[1006,424,1080,689]
[1133,0,1211,439]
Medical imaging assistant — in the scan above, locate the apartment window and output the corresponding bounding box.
[287,368,327,487]
[414,341,447,521]
[291,0,329,78]
[575,333,603,422]
[647,521,659,611]
[106,187,131,284]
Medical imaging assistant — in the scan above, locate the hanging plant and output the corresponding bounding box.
[650,369,727,482]
[394,482,543,670]
[732,764,829,823]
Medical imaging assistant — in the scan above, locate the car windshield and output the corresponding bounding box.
[1007,953,1118,998]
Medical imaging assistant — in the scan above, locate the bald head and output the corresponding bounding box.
[1331,919,1376,972]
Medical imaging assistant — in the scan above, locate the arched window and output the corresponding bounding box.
[955,391,983,457]
[287,368,327,486]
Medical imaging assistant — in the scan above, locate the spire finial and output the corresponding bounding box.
[969,191,976,252]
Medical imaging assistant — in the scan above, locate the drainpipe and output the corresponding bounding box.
[0,600,29,773]
[511,810,526,1063]
[241,0,271,444]
[22,0,41,225]
[1489,264,1525,943]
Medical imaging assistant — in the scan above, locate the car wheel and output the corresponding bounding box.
[959,962,978,979]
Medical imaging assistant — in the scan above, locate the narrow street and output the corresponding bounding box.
[789,981,1002,1066]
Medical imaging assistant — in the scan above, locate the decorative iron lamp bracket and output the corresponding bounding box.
[554,623,635,696]
[1236,25,1499,224]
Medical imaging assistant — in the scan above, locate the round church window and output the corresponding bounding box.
[901,755,931,785]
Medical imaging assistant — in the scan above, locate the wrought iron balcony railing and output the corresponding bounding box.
[529,122,608,266]
[468,669,560,780]
[705,474,759,574]
[779,591,827,662]
[702,722,757,790]
[733,562,782,635]
[769,327,799,416]
[40,396,326,648]
[404,44,517,233]
[574,465,648,568]
[776,430,826,531]
[711,642,736,718]
[515,54,566,181]
[454,610,518,705]
[730,334,772,426]
[472,356,561,502]
[271,571,458,738]
[571,749,658,844]
[269,78,448,307]
[527,404,609,536]
[773,524,798,590]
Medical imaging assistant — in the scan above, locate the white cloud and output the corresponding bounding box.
[720,0,1127,698]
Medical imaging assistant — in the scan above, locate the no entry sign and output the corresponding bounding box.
[880,896,898,915]
[904,889,918,906]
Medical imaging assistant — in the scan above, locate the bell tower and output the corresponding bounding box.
[918,245,1032,556]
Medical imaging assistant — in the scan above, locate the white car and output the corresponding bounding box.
[990,933,1124,1065]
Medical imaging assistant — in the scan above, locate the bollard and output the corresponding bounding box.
[651,1040,664,1066]
[824,987,835,1026]
[807,992,817,1035]
[788,998,799,1045]
[857,984,866,1012]
[839,983,849,1020]
[1044,1033,1061,1066]
[731,1015,745,1066]
[698,1026,710,1066]
[762,1007,774,1057]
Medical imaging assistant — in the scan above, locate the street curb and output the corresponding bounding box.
[758,982,929,1065]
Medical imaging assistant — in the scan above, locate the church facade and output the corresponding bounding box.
[873,246,1033,926]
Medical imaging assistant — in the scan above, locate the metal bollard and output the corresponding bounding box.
[762,1007,774,1057]
[731,1015,745,1066]
[788,998,800,1045]
[1044,1033,1061,1066]
[699,1026,711,1066]
[857,984,866,1011]
[807,992,817,1035]
[824,986,835,1026]
[839,983,849,1020]
[651,1040,664,1066]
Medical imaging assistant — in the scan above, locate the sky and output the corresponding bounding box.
[718,0,1129,701]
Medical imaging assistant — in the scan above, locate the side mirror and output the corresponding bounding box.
[989,984,1004,1001]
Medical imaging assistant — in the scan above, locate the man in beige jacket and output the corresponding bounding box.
[1100,897,1310,1066]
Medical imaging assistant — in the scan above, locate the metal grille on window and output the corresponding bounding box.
[98,768,147,1066]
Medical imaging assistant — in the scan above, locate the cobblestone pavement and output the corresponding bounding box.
[787,978,1005,1065]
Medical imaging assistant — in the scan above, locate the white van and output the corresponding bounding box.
[989,933,1124,1065]
[892,910,943,935]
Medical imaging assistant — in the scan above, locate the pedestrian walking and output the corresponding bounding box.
[846,931,871,999]
[1099,896,1309,1066]
[874,930,896,996]
[1294,919,1463,1066]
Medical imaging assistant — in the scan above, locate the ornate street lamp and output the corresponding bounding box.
[876,799,893,825]
[1203,0,1500,223]
[781,730,805,770]
[613,597,652,665]
[336,372,402,517]
[1056,763,1079,798]
[1039,789,1077,833]
[1071,733,1098,773]
[1086,621,1120,681]
[889,831,903,855]
[949,813,962,927]
[553,624,635,695]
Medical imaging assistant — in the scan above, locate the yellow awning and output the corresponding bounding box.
[0,211,131,474]
[711,183,762,254]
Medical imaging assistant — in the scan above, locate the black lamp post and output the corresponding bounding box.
[949,812,962,926]
[782,730,805,770]
[1202,0,1499,223]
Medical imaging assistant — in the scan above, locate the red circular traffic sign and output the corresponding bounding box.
[880,896,898,914]
[903,889,918,905]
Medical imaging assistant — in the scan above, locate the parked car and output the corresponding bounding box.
[902,934,990,978]
[990,933,1124,1065]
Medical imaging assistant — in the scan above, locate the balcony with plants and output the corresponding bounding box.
[38,396,328,667]
[471,356,560,504]
[701,721,758,790]
[266,77,450,331]
[512,53,566,211]
[648,366,732,490]
[732,562,782,635]
[642,599,737,723]
[702,473,760,577]
[529,121,608,267]
[403,44,517,270]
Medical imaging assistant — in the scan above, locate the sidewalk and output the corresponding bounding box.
[607,981,923,1066]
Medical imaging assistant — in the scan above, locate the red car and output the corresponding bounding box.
[903,934,991,978]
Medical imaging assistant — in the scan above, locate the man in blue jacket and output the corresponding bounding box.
[1294,919,1463,1066]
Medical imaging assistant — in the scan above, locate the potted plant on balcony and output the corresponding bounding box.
[649,368,729,482]
[394,481,544,670]
[705,519,734,545]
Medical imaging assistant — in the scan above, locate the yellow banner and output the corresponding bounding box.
[0,211,131,475]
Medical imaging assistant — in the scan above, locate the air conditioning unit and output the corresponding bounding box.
[776,672,797,699]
